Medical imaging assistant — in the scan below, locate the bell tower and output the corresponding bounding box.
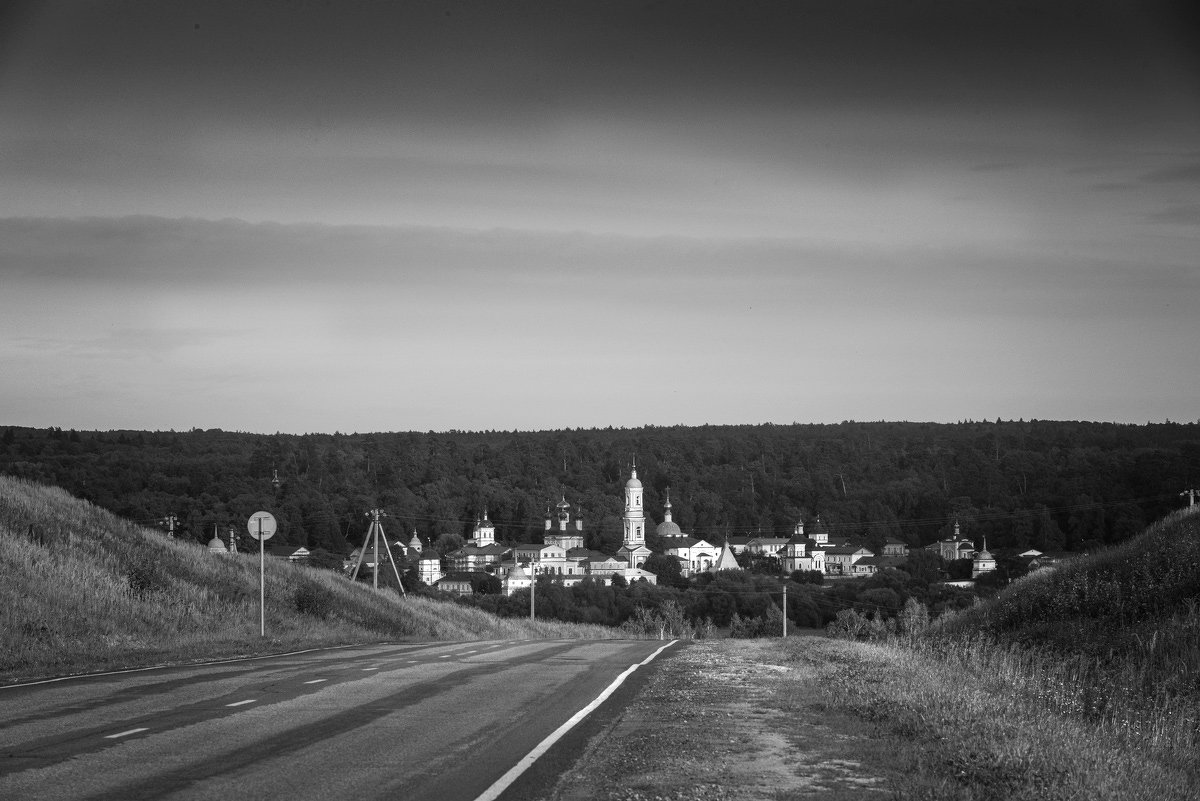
[622,465,645,549]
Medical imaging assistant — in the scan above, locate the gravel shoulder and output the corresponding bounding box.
[542,635,895,801]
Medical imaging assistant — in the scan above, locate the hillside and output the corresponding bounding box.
[936,505,1200,655]
[926,507,1200,761]
[0,476,616,683]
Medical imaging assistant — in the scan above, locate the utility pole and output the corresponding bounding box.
[159,515,179,538]
[530,563,536,621]
[348,509,406,595]
[1182,489,1199,508]
[782,584,787,638]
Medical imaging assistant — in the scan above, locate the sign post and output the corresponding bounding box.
[247,511,277,637]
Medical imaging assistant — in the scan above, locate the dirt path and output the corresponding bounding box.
[543,637,895,801]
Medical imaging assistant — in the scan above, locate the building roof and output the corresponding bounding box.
[656,519,682,538]
[661,536,711,550]
[709,542,741,571]
[825,544,871,556]
[504,562,531,581]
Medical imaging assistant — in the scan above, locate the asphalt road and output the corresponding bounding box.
[0,639,679,801]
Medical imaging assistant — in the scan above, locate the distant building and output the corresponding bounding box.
[928,521,976,562]
[657,491,717,576]
[708,542,741,572]
[780,521,824,574]
[268,545,310,562]
[972,539,997,578]
[614,467,653,575]
[418,549,443,585]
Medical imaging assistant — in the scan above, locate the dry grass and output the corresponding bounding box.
[787,509,1200,799]
[777,636,1199,800]
[0,476,618,682]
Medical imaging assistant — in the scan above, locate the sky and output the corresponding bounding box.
[2,0,1198,434]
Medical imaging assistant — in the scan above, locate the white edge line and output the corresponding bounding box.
[104,727,149,739]
[472,640,678,801]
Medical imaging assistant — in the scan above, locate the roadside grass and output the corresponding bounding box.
[778,636,1199,800]
[924,506,1200,770]
[777,509,1200,799]
[0,476,618,683]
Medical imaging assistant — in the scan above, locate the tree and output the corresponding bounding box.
[643,553,684,587]
[900,550,942,585]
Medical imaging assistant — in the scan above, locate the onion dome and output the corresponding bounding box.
[656,489,681,537]
[656,519,681,538]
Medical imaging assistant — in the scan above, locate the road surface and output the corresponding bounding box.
[0,638,677,801]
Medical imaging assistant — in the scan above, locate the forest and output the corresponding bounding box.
[2,420,1196,563]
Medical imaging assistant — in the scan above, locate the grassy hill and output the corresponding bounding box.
[0,476,618,683]
[926,506,1200,764]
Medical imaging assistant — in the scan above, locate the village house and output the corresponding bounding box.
[824,543,874,575]
[437,572,488,596]
[779,520,825,574]
[268,544,310,562]
[746,535,790,555]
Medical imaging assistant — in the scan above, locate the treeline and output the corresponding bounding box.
[1,420,1196,557]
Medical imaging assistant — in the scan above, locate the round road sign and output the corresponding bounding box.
[247,511,278,540]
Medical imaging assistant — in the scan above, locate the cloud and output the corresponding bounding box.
[1148,204,1200,225]
[1141,163,1200,184]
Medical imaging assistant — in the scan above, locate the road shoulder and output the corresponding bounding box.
[542,637,894,801]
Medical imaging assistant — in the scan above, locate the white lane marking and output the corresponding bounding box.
[406,660,418,664]
[226,699,257,707]
[462,650,478,655]
[2,643,366,689]
[105,728,149,739]
[304,679,327,684]
[438,654,452,659]
[362,667,380,671]
[473,640,678,801]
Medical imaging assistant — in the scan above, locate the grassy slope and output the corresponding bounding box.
[750,510,1200,800]
[0,476,617,683]
[932,506,1200,719]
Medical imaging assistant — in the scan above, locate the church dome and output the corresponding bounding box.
[656,519,681,538]
[207,535,226,553]
[625,468,642,489]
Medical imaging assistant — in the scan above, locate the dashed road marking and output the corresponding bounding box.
[304,679,327,684]
[105,728,149,739]
[226,699,257,707]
